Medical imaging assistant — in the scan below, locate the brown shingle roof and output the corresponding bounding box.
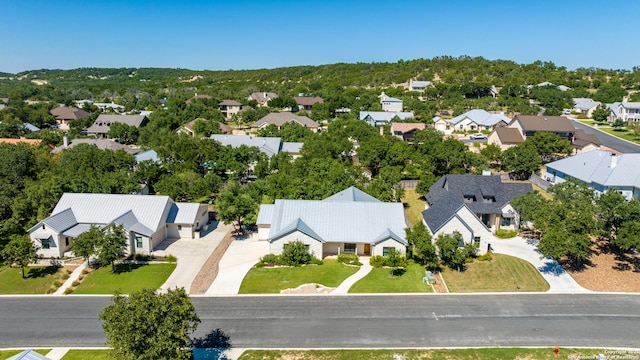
[185,94,212,104]
[494,127,524,144]
[511,115,575,133]
[294,96,323,106]
[390,122,426,134]
[50,106,90,120]
[219,100,242,106]
[573,129,601,148]
[251,112,319,129]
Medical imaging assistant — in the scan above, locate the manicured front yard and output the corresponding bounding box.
[61,350,110,360]
[401,188,426,226]
[443,253,549,292]
[0,266,68,294]
[72,263,176,294]
[239,260,359,294]
[349,262,433,293]
[0,349,50,360]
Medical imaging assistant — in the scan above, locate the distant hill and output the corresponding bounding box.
[0,71,13,77]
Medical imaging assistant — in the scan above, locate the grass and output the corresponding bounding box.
[239,348,610,360]
[0,350,50,360]
[0,266,66,294]
[443,254,549,292]
[401,188,426,227]
[349,262,433,293]
[61,350,111,360]
[72,263,176,294]
[598,127,640,144]
[239,259,359,294]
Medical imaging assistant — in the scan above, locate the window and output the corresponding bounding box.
[500,217,512,227]
[483,196,496,203]
[41,238,50,249]
[382,247,393,256]
[65,237,69,246]
[344,243,356,254]
[135,236,143,248]
[473,236,481,245]
[464,195,476,203]
[177,225,182,231]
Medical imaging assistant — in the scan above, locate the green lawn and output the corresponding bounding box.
[0,266,66,294]
[0,350,50,360]
[598,127,640,144]
[72,263,176,294]
[443,254,549,292]
[239,260,359,294]
[349,262,433,293]
[61,350,110,360]
[239,348,609,360]
[401,188,426,227]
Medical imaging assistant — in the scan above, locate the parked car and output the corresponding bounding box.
[469,133,487,140]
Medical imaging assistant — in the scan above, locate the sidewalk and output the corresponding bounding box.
[53,262,87,295]
[490,236,591,293]
[331,257,372,294]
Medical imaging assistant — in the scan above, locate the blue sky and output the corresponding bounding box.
[1,0,638,73]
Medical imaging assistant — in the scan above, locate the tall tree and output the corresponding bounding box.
[1,236,39,279]
[501,143,542,180]
[405,222,438,270]
[100,287,200,360]
[215,181,258,234]
[72,225,102,264]
[96,224,128,272]
[591,105,610,123]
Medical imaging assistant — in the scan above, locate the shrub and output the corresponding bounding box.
[46,287,56,294]
[370,255,386,268]
[164,254,177,263]
[53,280,62,287]
[473,142,481,147]
[63,288,74,295]
[281,241,312,266]
[496,229,518,239]
[309,257,323,265]
[337,254,361,266]
[72,280,81,287]
[477,252,493,261]
[66,269,73,274]
[61,273,70,280]
[81,269,89,275]
[78,275,85,281]
[258,254,283,266]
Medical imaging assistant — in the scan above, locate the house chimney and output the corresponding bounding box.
[63,135,69,147]
[610,154,618,168]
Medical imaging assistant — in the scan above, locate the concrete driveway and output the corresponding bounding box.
[206,234,269,295]
[490,236,591,293]
[155,221,232,293]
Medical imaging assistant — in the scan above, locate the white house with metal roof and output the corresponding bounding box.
[607,102,640,123]
[210,134,303,158]
[256,187,408,257]
[380,93,403,112]
[28,193,209,258]
[435,109,510,133]
[545,150,640,200]
[359,111,414,127]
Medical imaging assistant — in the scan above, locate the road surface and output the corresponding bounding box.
[570,120,640,153]
[1,294,639,349]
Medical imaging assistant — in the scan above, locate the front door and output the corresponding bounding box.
[364,243,371,256]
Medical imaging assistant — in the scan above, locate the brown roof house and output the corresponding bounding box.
[487,127,524,150]
[185,94,212,105]
[508,115,575,140]
[177,118,233,137]
[248,92,278,107]
[294,96,323,112]
[390,122,426,141]
[251,112,319,132]
[50,106,90,129]
[85,114,148,138]
[218,100,251,120]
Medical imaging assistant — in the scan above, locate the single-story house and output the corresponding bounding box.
[28,193,209,258]
[441,109,510,133]
[487,127,524,150]
[359,111,414,127]
[248,92,278,107]
[294,96,323,112]
[251,112,319,132]
[256,187,408,257]
[408,80,432,92]
[185,94,212,105]
[379,92,403,112]
[210,134,303,158]
[572,98,601,117]
[572,129,601,154]
[53,137,141,155]
[177,118,232,136]
[507,115,575,140]
[85,114,148,138]
[422,174,533,253]
[545,149,640,200]
[390,122,426,141]
[50,106,90,128]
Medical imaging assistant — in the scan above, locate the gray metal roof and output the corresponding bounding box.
[256,204,274,225]
[410,80,432,88]
[359,111,414,123]
[112,210,154,236]
[573,100,601,111]
[134,149,158,163]
[281,142,303,154]
[210,134,283,157]
[7,349,52,360]
[260,197,407,245]
[546,150,640,188]
[323,186,380,202]
[61,223,96,237]
[167,202,203,224]
[446,109,510,127]
[39,208,77,233]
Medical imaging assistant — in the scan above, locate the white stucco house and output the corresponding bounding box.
[28,193,209,258]
[379,92,403,112]
[256,187,408,258]
[439,109,510,134]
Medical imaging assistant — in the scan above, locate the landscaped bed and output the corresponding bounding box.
[72,263,176,294]
[442,254,550,292]
[239,259,359,294]
[0,266,72,294]
[349,262,433,293]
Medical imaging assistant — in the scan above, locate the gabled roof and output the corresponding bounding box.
[294,96,323,106]
[167,202,203,224]
[422,192,467,233]
[269,217,325,243]
[248,92,278,104]
[381,97,402,103]
[573,129,601,148]
[7,349,52,360]
[52,138,141,154]
[619,102,640,110]
[29,207,78,233]
[280,142,303,154]
[372,228,405,245]
[425,174,533,215]
[391,122,426,134]
[86,114,148,134]
[493,127,524,144]
[359,111,414,123]
[210,134,283,157]
[546,150,640,188]
[251,112,319,129]
[573,100,601,111]
[134,149,158,163]
[510,115,575,133]
[410,80,432,88]
[447,109,510,127]
[323,186,380,202]
[50,106,90,120]
[112,210,154,236]
[219,99,242,106]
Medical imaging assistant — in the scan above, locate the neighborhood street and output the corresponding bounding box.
[570,119,640,153]
[1,294,639,349]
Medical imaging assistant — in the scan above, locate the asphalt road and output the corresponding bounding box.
[1,294,639,349]
[570,120,640,153]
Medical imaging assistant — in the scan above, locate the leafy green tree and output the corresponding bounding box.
[215,181,258,234]
[501,143,542,179]
[96,224,128,272]
[1,236,39,278]
[405,222,438,270]
[100,287,200,360]
[524,131,572,160]
[591,105,610,123]
[108,122,140,144]
[612,119,626,129]
[281,241,312,266]
[72,225,102,264]
[480,143,502,167]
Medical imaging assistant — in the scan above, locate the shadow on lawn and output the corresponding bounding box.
[112,263,147,274]
[26,266,60,278]
[191,328,232,360]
